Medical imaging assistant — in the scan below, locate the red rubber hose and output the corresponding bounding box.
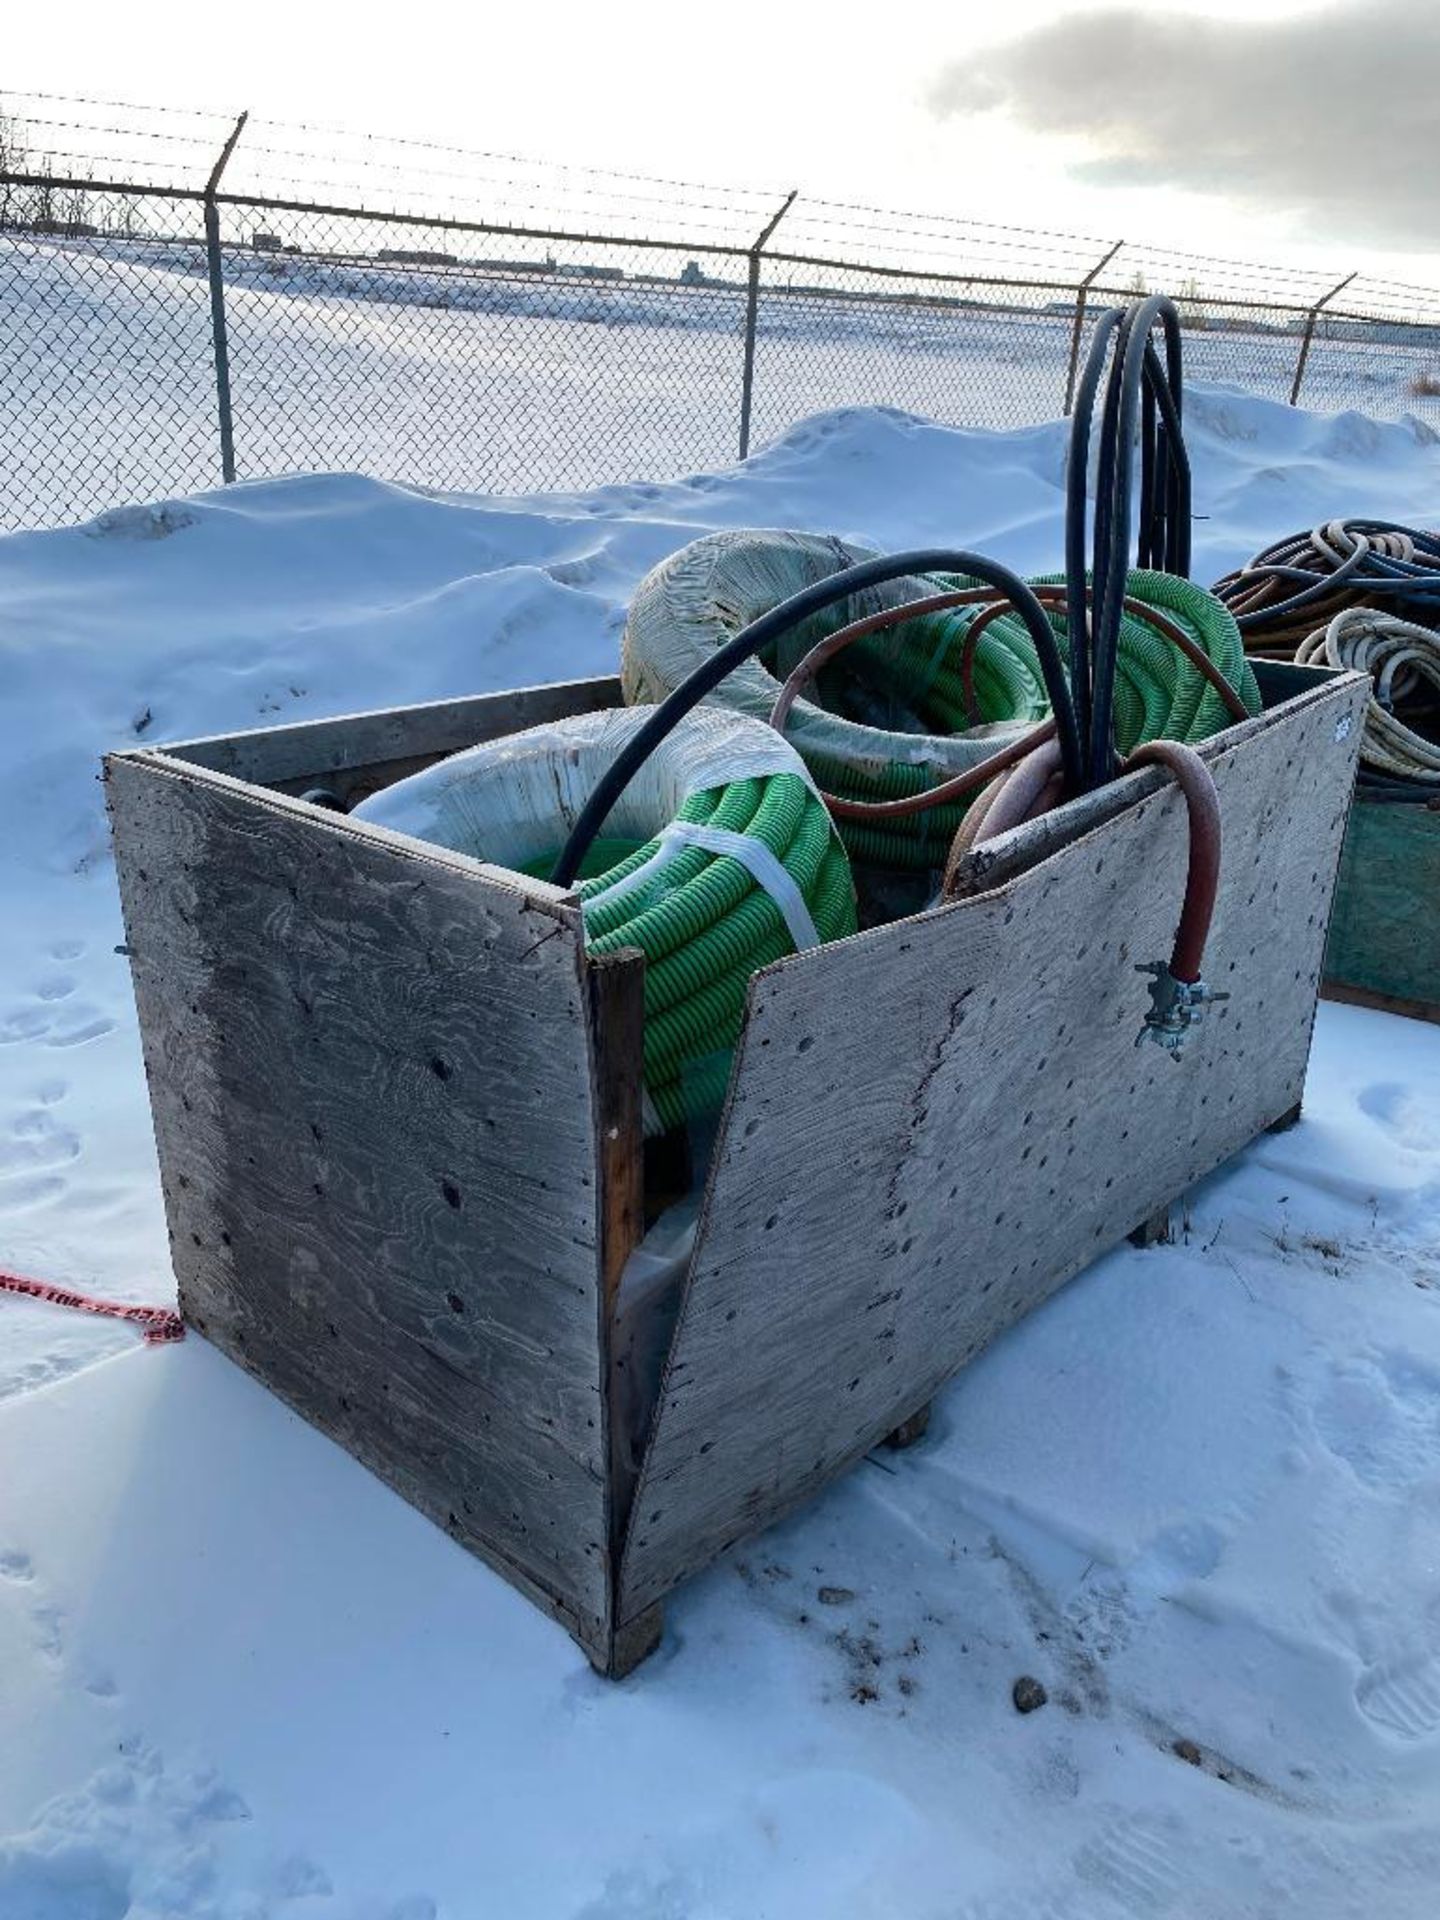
[1122,740,1222,983]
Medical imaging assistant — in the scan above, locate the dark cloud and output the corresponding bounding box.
[932,1,1440,251]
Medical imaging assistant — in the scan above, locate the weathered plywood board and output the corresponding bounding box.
[162,675,623,806]
[617,669,1368,1623]
[947,663,1345,904]
[106,751,615,1653]
[1324,796,1440,1020]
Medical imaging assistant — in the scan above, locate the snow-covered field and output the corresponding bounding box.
[4,231,1440,526]
[2,390,1440,1917]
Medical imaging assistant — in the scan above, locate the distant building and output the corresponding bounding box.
[555,261,624,282]
[680,260,705,285]
[479,255,557,275]
[251,231,282,253]
[376,248,456,267]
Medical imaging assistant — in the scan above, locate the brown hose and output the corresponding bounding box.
[967,736,1064,846]
[768,585,1250,825]
[767,586,1000,736]
[829,721,1057,822]
[1212,520,1440,658]
[1120,741,1221,983]
[763,579,1235,970]
[939,737,1063,891]
[942,736,1222,985]
[941,767,1012,874]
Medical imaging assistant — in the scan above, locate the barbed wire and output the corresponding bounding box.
[0,90,787,209]
[4,86,1440,323]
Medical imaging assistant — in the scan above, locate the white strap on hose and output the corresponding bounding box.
[587,821,821,951]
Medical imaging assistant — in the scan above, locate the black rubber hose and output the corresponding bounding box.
[1075,304,1133,788]
[1101,307,1180,775]
[1088,297,1187,788]
[1139,334,1189,576]
[1231,527,1440,634]
[1088,306,1136,784]
[1064,303,1126,769]
[549,549,1082,887]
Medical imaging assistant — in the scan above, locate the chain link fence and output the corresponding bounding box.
[5,149,1440,531]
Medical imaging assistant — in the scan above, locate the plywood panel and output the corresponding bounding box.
[162,675,623,804]
[107,751,613,1651]
[619,670,1368,1621]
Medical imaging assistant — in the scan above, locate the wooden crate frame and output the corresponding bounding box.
[105,661,1367,1675]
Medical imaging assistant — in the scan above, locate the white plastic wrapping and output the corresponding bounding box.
[353,703,824,873]
[588,820,820,950]
[610,1190,701,1484]
[622,526,1034,785]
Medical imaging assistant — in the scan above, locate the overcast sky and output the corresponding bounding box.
[8,0,1432,282]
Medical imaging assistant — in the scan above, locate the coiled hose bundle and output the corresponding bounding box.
[1212,519,1440,795]
[562,297,1253,1057]
[354,706,856,1134]
[624,534,1257,869]
[622,528,1038,870]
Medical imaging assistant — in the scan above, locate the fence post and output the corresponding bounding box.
[1063,240,1124,415]
[1289,273,1356,407]
[738,190,797,461]
[204,111,248,483]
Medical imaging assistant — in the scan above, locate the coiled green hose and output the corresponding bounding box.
[513,773,853,1133]
[809,568,1259,868]
[623,533,1259,873]
[356,708,857,1138]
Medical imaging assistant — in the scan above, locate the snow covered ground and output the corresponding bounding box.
[1,389,1439,1916]
[5,230,1440,526]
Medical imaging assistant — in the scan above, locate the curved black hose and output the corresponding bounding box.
[1231,523,1440,635]
[1100,300,1188,785]
[1139,334,1189,575]
[1064,303,1125,767]
[550,549,1082,887]
[1069,295,1189,789]
[1088,304,1138,785]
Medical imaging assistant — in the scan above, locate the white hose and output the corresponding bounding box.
[1297,608,1440,783]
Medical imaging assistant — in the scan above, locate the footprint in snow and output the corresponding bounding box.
[0,1728,440,1920]
[1356,1646,1440,1742]
[0,1547,69,1664]
[1075,1812,1186,1916]
[1358,1082,1440,1157]
[0,995,115,1052]
[0,1102,79,1217]
[1063,1518,1230,1661]
[0,1106,82,1178]
[1307,1351,1440,1490]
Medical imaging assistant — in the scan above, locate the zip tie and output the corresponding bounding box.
[588,820,820,951]
[0,1267,184,1346]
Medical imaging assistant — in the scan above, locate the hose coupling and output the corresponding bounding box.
[1134,961,1229,1059]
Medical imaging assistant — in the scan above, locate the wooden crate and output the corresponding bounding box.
[1323,795,1440,1024]
[104,660,1367,1676]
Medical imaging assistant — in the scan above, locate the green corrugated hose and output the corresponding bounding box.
[806,568,1260,869]
[517,772,855,1134]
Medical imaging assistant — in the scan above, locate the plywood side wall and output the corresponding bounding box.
[618,671,1368,1621]
[107,753,615,1652]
